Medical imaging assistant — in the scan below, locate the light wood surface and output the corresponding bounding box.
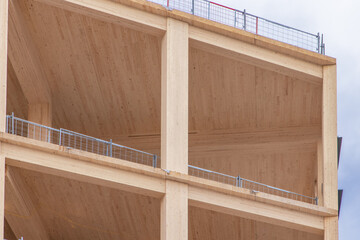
[322,65,337,210]
[161,18,189,174]
[189,27,323,85]
[35,0,166,36]
[322,65,338,240]
[0,0,8,238]
[189,186,323,235]
[5,166,49,239]
[161,18,189,240]
[2,0,338,239]
[189,206,323,240]
[8,0,51,104]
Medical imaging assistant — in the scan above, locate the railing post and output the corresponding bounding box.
[153,154,158,168]
[5,116,8,133]
[11,112,14,134]
[243,9,246,30]
[191,0,194,14]
[234,10,237,28]
[256,17,259,34]
[59,129,62,146]
[321,34,325,55]
[317,32,320,53]
[48,129,51,143]
[236,176,240,187]
[109,139,112,157]
[207,1,211,19]
[315,197,318,205]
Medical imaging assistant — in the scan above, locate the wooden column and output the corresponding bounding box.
[27,103,52,142]
[0,0,8,238]
[161,18,189,240]
[322,65,338,240]
[28,103,52,126]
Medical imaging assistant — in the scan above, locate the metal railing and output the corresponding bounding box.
[6,113,158,167]
[147,0,325,54]
[5,114,317,205]
[189,165,318,205]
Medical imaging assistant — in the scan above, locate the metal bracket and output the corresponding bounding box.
[162,169,171,174]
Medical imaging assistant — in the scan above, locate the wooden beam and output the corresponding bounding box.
[161,18,189,173]
[34,0,166,36]
[2,142,166,198]
[5,166,49,239]
[189,26,323,85]
[324,217,338,240]
[161,18,189,240]
[0,0,8,133]
[322,65,337,210]
[161,181,188,240]
[0,153,5,240]
[322,65,338,240]
[8,0,51,104]
[0,0,8,238]
[188,186,324,235]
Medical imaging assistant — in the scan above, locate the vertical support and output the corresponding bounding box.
[153,155,158,168]
[191,0,194,15]
[0,0,8,238]
[161,18,189,240]
[207,1,210,19]
[28,103,52,141]
[234,10,237,28]
[161,18,189,174]
[317,32,321,53]
[243,9,246,30]
[322,65,338,240]
[256,17,259,34]
[11,112,14,134]
[109,139,112,157]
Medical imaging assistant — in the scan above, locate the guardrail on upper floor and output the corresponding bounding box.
[147,0,325,54]
[5,114,318,205]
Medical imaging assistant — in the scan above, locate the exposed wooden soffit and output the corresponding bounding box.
[189,27,323,85]
[5,166,49,239]
[34,0,166,36]
[8,0,51,104]
[98,0,336,65]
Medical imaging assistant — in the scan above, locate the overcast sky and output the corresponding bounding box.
[214,0,359,239]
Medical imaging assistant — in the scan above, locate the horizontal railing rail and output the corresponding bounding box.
[147,0,325,54]
[6,113,158,167]
[5,114,318,205]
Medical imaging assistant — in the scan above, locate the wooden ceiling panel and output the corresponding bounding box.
[11,0,322,139]
[5,167,321,240]
[6,59,28,119]
[5,167,160,240]
[20,0,161,137]
[189,47,322,132]
[189,206,323,240]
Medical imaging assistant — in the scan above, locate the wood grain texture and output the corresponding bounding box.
[5,167,160,240]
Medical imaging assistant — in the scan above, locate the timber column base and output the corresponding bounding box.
[161,180,188,240]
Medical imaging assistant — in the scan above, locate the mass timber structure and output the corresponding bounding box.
[0,0,338,239]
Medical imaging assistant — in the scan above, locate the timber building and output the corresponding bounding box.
[0,0,338,239]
